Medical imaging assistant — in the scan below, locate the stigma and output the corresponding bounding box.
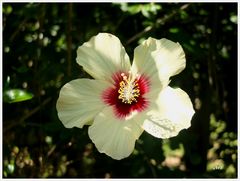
[118,72,140,104]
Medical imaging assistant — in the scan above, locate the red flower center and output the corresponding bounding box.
[102,72,150,119]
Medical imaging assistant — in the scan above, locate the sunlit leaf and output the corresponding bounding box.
[128,4,141,14]
[7,164,14,174]
[230,14,237,24]
[3,89,34,103]
[141,8,150,18]
[3,4,12,15]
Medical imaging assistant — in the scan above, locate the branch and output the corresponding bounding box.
[126,4,190,45]
[9,18,28,42]
[3,97,52,133]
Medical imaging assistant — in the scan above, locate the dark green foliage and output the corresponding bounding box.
[2,3,237,178]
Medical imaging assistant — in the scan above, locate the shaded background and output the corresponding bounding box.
[2,2,237,178]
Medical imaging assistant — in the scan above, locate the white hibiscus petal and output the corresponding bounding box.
[56,79,111,128]
[76,33,131,82]
[132,37,186,90]
[88,107,144,160]
[143,86,195,138]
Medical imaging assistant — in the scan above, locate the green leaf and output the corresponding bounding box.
[169,28,180,33]
[3,4,13,15]
[230,14,237,24]
[128,4,141,15]
[3,89,34,103]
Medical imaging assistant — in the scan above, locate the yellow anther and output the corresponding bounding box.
[118,73,140,104]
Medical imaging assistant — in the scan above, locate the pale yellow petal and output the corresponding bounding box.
[76,33,131,83]
[56,79,111,128]
[132,37,186,92]
[88,107,144,160]
[143,86,195,138]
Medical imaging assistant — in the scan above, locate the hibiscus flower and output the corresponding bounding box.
[56,33,195,160]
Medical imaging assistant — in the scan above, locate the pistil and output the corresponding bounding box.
[118,73,140,104]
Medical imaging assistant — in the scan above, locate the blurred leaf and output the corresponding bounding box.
[225,164,236,177]
[169,27,180,33]
[141,3,161,18]
[3,4,13,15]
[3,89,34,103]
[116,3,161,17]
[162,139,185,157]
[13,65,29,73]
[230,14,237,24]
[127,4,141,15]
